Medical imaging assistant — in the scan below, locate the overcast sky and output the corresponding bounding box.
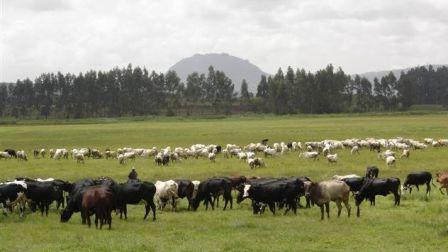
[1,0,447,82]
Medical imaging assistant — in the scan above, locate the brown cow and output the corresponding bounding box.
[308,180,351,220]
[436,172,448,195]
[81,186,115,229]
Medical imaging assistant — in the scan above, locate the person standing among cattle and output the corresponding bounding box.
[128,168,138,181]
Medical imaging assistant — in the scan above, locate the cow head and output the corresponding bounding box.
[236,184,251,204]
[60,207,74,222]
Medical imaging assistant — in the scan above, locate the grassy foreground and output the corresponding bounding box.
[0,114,448,251]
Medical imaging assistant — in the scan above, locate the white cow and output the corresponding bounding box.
[154,180,179,211]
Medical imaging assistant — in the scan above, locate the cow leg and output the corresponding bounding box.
[143,203,150,220]
[95,214,99,229]
[343,200,351,217]
[320,205,324,220]
[416,185,419,192]
[356,205,360,217]
[45,203,49,216]
[426,182,431,195]
[395,192,400,206]
[409,187,412,194]
[81,211,86,224]
[336,200,342,217]
[325,202,330,219]
[87,213,91,227]
[108,211,112,230]
[171,197,176,212]
[268,203,275,215]
[150,200,157,221]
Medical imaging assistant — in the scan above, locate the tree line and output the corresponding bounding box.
[0,64,447,118]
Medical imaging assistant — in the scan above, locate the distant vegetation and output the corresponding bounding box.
[0,64,447,119]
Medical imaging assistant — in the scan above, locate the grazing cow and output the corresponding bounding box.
[33,149,39,158]
[174,179,194,210]
[0,183,27,215]
[402,171,434,195]
[436,172,448,195]
[365,166,379,179]
[308,180,351,220]
[81,186,115,229]
[192,178,233,211]
[154,180,178,211]
[355,177,401,217]
[25,181,57,216]
[116,180,156,220]
[61,179,98,222]
[0,152,12,159]
[4,149,17,158]
[16,150,27,161]
[242,178,305,215]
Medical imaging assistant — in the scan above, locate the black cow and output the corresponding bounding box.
[116,180,156,221]
[242,178,305,215]
[191,178,233,211]
[287,142,293,149]
[61,179,97,222]
[25,181,57,216]
[236,178,281,204]
[355,177,401,217]
[174,179,194,210]
[341,177,365,193]
[4,149,17,158]
[216,145,222,154]
[403,171,435,195]
[365,166,379,178]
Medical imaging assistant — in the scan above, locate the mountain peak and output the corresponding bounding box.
[169,53,269,92]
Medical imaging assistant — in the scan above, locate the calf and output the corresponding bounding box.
[355,177,400,217]
[402,171,434,195]
[308,180,351,220]
[81,186,115,229]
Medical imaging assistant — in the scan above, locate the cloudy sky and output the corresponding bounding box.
[1,0,447,82]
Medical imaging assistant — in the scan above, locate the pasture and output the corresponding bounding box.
[1,114,448,251]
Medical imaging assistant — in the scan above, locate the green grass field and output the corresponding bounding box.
[1,114,448,251]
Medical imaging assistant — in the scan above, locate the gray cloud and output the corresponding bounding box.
[1,0,447,82]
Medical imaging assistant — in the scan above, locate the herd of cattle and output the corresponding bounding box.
[1,136,448,230]
[1,137,448,168]
[2,166,448,229]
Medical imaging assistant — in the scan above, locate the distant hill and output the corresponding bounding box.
[169,53,269,93]
[357,64,448,82]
